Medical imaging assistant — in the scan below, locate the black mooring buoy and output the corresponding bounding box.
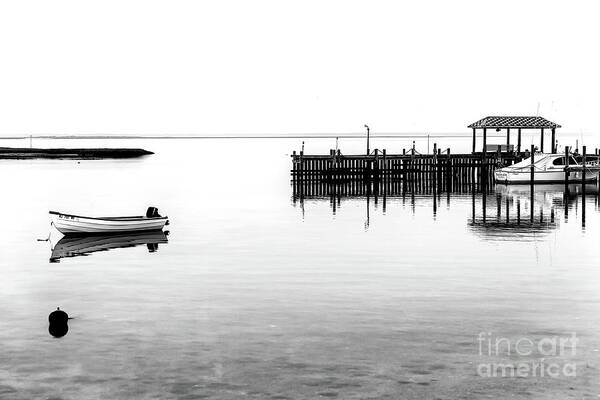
[49,307,69,338]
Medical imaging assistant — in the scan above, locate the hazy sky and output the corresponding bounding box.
[0,1,598,136]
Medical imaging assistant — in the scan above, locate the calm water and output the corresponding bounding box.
[1,137,600,399]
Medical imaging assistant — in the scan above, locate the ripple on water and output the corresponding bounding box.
[204,382,245,391]
[0,386,18,396]
[318,391,339,398]
[429,364,447,370]
[410,369,433,375]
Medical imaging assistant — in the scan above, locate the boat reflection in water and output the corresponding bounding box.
[49,230,169,262]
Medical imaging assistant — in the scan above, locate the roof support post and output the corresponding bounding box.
[506,127,510,149]
[482,127,487,154]
[482,127,487,188]
[530,144,535,184]
[472,128,476,154]
[540,128,544,153]
[517,128,522,154]
[551,128,556,154]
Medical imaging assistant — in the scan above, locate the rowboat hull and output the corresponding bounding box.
[50,211,168,234]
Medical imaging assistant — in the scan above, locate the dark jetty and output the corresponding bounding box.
[0,147,153,159]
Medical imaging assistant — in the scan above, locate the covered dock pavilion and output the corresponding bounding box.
[468,116,561,154]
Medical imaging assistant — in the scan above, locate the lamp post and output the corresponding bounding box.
[364,124,370,155]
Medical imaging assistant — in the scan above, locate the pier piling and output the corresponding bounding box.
[564,146,570,192]
[582,145,587,227]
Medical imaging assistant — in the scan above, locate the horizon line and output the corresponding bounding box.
[0,131,595,140]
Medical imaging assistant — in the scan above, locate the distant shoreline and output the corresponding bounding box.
[0,147,153,159]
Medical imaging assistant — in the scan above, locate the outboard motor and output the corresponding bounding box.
[146,207,161,218]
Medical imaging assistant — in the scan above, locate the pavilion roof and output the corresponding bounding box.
[468,116,561,129]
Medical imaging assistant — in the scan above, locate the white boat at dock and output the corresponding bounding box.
[494,153,600,184]
[49,207,169,235]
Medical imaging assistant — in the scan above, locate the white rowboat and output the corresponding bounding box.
[50,208,169,235]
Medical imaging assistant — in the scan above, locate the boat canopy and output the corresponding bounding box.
[506,153,578,170]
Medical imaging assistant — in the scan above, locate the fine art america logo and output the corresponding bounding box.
[476,332,577,378]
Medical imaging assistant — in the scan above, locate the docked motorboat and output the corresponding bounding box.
[49,207,169,235]
[494,153,599,184]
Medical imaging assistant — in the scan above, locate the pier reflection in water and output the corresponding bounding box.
[469,184,597,240]
[49,230,169,262]
[292,178,599,236]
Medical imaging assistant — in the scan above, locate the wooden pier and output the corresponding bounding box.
[291,148,523,197]
[291,115,600,199]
